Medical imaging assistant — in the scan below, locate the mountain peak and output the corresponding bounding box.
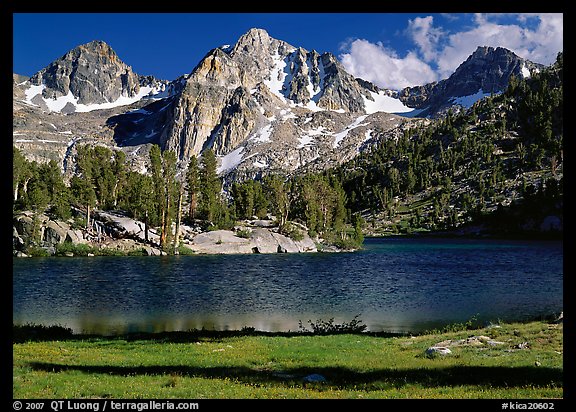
[77,40,115,54]
[65,40,121,64]
[468,45,521,61]
[453,45,542,85]
[244,27,270,38]
[397,45,545,117]
[79,39,112,49]
[471,45,497,55]
[27,39,141,110]
[233,28,272,49]
[231,27,294,58]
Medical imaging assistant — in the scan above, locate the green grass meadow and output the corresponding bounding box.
[13,320,563,399]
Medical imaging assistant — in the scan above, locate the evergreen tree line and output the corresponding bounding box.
[13,145,364,252]
[327,52,563,232]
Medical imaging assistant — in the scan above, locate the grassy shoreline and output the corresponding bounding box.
[13,319,563,399]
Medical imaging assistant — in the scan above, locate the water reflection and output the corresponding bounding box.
[13,238,563,335]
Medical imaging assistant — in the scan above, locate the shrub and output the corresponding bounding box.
[13,323,73,342]
[298,314,367,335]
[55,242,95,256]
[97,247,126,256]
[177,244,195,255]
[127,248,148,256]
[24,246,52,257]
[236,229,252,239]
[425,314,482,334]
[281,223,304,241]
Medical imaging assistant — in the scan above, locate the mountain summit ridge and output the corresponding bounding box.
[397,45,544,117]
[13,29,546,180]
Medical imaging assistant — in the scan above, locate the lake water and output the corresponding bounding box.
[13,237,563,335]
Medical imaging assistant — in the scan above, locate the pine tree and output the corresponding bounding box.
[160,150,177,249]
[149,144,164,227]
[73,146,97,230]
[265,174,292,230]
[41,159,70,220]
[70,175,96,231]
[252,182,269,219]
[120,171,154,242]
[185,155,200,222]
[199,149,221,224]
[13,147,28,204]
[111,150,126,208]
[331,178,348,241]
[26,162,50,213]
[91,146,115,209]
[231,180,259,220]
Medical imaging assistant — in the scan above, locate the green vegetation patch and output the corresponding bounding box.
[13,320,562,399]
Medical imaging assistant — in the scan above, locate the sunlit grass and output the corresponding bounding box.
[13,320,562,399]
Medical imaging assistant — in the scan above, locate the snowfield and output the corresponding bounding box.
[23,83,167,113]
[333,115,369,148]
[452,89,494,108]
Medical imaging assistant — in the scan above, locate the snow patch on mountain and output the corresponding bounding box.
[363,129,373,143]
[217,146,245,174]
[253,159,268,168]
[333,115,369,148]
[249,124,274,143]
[452,89,493,108]
[298,126,330,149]
[264,52,289,102]
[521,63,531,79]
[363,90,414,115]
[23,83,166,113]
[279,109,297,121]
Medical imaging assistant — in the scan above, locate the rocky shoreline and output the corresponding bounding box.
[13,209,330,257]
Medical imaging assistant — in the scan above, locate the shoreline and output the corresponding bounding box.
[14,230,562,258]
[363,231,563,241]
[13,312,563,343]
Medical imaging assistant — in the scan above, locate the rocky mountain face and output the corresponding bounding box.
[24,40,172,114]
[13,30,541,182]
[397,46,544,117]
[29,40,140,110]
[152,28,417,166]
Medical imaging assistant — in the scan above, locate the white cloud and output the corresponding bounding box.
[339,13,563,90]
[436,13,563,78]
[406,16,444,63]
[339,39,439,90]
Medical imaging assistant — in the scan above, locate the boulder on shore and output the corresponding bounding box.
[189,228,317,255]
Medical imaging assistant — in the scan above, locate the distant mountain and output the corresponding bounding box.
[24,40,173,114]
[398,46,544,117]
[12,29,545,181]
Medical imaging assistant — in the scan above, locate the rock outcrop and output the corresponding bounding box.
[186,226,317,255]
[13,211,91,253]
[13,210,319,256]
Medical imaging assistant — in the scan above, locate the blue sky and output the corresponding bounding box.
[13,13,563,90]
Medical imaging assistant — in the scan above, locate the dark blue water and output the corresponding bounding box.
[13,237,563,335]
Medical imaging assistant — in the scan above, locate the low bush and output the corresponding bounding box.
[13,323,73,343]
[298,314,367,335]
[55,242,95,256]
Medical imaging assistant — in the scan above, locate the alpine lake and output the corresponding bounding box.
[13,236,563,336]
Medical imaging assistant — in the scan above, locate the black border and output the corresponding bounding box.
[7,0,571,407]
